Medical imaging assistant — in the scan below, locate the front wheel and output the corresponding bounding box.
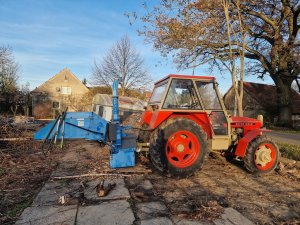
[149,118,208,178]
[244,136,279,174]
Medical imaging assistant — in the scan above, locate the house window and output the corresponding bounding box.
[36,95,46,103]
[52,101,60,109]
[61,87,72,95]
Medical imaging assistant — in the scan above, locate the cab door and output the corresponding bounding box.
[195,81,231,150]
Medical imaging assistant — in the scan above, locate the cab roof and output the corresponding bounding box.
[154,74,215,85]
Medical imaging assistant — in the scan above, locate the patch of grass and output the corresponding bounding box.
[6,201,30,218]
[270,126,300,134]
[127,198,134,208]
[278,142,300,161]
[0,167,5,176]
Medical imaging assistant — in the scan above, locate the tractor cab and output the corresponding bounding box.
[147,74,229,137]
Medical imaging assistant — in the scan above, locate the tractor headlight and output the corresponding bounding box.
[257,114,263,127]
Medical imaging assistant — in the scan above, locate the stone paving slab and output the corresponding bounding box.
[136,201,168,220]
[213,208,254,225]
[140,217,173,225]
[138,179,153,191]
[76,200,134,225]
[32,180,80,206]
[84,178,130,201]
[15,205,77,225]
[173,217,211,225]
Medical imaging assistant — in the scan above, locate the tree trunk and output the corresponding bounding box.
[121,87,125,96]
[275,76,293,127]
[10,105,18,117]
[237,96,243,117]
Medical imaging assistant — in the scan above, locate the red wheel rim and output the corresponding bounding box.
[165,130,200,168]
[254,143,277,171]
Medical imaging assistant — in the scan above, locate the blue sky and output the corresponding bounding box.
[0,0,274,94]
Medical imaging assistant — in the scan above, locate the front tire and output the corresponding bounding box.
[244,135,279,174]
[149,118,208,178]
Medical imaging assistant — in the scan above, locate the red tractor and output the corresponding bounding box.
[138,74,280,178]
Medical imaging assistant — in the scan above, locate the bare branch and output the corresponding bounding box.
[233,0,276,29]
[91,35,151,95]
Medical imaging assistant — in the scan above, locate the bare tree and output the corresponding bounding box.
[0,46,19,113]
[135,0,300,126]
[92,35,151,96]
[0,46,19,93]
[19,82,31,116]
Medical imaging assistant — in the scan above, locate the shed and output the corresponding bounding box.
[92,94,146,121]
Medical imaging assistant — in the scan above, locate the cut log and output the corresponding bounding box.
[96,180,116,197]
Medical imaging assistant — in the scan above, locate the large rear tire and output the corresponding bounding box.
[244,135,279,174]
[149,118,208,178]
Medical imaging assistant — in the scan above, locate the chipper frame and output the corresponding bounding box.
[35,74,280,178]
[34,78,136,168]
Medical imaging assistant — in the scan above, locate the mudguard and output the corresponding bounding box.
[235,129,271,157]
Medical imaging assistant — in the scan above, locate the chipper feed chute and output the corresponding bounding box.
[34,79,136,169]
[34,112,108,141]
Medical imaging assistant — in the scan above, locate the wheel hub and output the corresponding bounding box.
[165,130,200,168]
[255,145,272,167]
[176,144,185,152]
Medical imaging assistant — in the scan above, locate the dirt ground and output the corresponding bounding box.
[146,156,300,225]
[125,152,299,225]
[72,140,300,225]
[1,114,300,225]
[1,138,300,225]
[0,120,64,225]
[0,143,62,225]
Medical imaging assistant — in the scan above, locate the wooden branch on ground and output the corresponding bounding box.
[0,137,31,141]
[103,169,152,174]
[52,173,132,180]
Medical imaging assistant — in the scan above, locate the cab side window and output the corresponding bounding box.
[196,81,221,110]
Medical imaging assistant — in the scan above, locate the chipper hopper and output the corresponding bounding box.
[35,74,280,178]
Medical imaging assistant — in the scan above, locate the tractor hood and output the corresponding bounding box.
[231,116,263,129]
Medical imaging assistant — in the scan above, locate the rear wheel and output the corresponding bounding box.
[244,136,279,174]
[149,118,208,178]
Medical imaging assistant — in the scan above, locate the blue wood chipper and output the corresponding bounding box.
[34,78,136,168]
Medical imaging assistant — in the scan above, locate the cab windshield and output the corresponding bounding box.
[163,79,201,109]
[148,81,168,104]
